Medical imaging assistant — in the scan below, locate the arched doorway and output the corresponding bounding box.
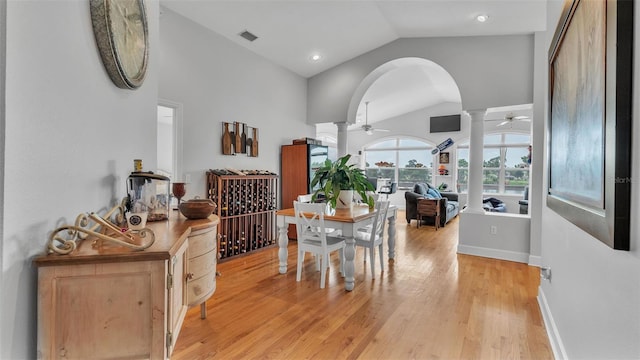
[346,57,462,126]
[330,57,463,157]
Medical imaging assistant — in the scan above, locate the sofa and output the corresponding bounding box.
[483,197,507,212]
[405,183,459,227]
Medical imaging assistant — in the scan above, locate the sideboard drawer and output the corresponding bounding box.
[188,249,217,279]
[186,268,216,306]
[188,227,216,256]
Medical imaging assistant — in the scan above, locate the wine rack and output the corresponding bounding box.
[207,170,278,261]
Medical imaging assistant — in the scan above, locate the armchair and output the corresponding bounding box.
[405,183,459,227]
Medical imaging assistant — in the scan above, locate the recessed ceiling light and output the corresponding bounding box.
[309,53,322,62]
[476,14,489,23]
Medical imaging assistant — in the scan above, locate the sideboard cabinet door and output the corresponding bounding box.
[37,261,167,359]
[166,239,189,355]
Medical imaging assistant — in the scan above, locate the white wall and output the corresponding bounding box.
[0,3,311,359]
[347,102,466,152]
[458,212,531,263]
[308,35,534,124]
[1,1,160,358]
[538,1,640,359]
[0,0,6,355]
[159,9,312,202]
[529,31,546,265]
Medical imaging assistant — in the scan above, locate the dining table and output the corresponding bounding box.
[276,204,397,291]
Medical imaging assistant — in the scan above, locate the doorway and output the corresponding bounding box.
[157,100,183,182]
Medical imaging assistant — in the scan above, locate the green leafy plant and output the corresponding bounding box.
[310,154,375,208]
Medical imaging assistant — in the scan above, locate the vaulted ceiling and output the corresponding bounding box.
[161,1,547,78]
[161,1,546,123]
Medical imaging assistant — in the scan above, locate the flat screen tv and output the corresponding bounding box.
[430,114,461,133]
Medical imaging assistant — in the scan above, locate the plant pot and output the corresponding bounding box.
[336,190,354,210]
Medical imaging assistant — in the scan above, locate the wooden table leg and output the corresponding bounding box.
[387,214,396,260]
[343,236,356,291]
[277,218,289,274]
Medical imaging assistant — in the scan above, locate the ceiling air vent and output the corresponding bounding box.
[239,30,258,42]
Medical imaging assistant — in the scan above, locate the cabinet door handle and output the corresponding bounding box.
[185,273,194,281]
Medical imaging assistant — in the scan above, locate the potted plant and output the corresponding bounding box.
[310,154,375,209]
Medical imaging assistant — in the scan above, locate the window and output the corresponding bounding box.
[456,133,530,194]
[363,138,433,190]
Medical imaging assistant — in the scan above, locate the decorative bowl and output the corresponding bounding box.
[178,199,217,219]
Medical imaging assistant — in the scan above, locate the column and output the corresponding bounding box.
[335,122,348,157]
[465,109,486,213]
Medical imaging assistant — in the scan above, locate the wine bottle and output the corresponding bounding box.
[234,122,241,153]
[251,127,259,157]
[222,122,232,155]
[240,123,247,153]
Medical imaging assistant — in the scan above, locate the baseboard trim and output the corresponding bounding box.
[528,255,542,267]
[456,244,529,263]
[537,287,568,360]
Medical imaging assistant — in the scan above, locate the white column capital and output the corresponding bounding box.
[334,122,349,131]
[466,109,488,121]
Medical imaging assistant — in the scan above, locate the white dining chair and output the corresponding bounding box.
[298,193,341,237]
[354,200,389,279]
[356,193,380,233]
[297,194,314,203]
[294,201,346,289]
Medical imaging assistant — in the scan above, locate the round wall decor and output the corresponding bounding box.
[90,0,149,89]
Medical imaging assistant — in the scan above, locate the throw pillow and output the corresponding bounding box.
[414,183,428,195]
[427,188,442,199]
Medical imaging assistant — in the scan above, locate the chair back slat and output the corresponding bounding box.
[369,201,389,241]
[371,201,390,240]
[294,201,330,251]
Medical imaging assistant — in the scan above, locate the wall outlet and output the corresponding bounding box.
[490,225,497,235]
[540,267,552,281]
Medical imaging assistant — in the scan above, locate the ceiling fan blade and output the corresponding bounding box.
[374,128,390,132]
[497,120,510,127]
[513,116,530,120]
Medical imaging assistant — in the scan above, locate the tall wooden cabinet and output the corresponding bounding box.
[34,214,218,359]
[281,144,329,238]
[207,170,277,260]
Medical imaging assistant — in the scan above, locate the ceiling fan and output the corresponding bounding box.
[487,112,530,127]
[356,102,390,135]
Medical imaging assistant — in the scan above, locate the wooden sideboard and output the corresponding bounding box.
[33,212,219,359]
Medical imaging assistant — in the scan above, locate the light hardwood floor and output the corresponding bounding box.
[173,212,553,359]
